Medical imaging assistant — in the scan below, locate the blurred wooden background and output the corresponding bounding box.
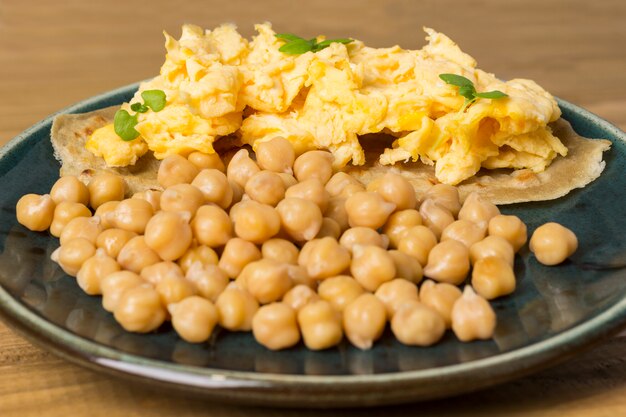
[1,0,625,416]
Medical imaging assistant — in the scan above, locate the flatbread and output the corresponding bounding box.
[50,107,611,204]
[346,119,611,204]
[51,106,161,195]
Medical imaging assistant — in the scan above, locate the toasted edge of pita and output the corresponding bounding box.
[51,106,161,196]
[51,108,611,205]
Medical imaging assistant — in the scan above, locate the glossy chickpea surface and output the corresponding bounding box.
[114,284,167,333]
[76,249,121,295]
[343,294,386,350]
[350,245,396,292]
[160,184,205,215]
[169,296,218,343]
[191,169,233,209]
[187,151,225,172]
[88,173,126,209]
[374,278,420,318]
[423,240,470,285]
[178,245,219,273]
[230,200,281,244]
[397,225,438,266]
[282,284,320,312]
[262,238,299,265]
[252,303,300,350]
[298,300,343,350]
[255,137,295,174]
[185,262,229,302]
[218,238,262,278]
[96,228,137,259]
[471,256,516,300]
[50,201,92,237]
[16,194,56,232]
[50,176,89,205]
[317,275,364,312]
[488,215,528,252]
[419,279,462,328]
[469,235,515,267]
[245,170,286,206]
[276,198,323,241]
[529,222,578,265]
[100,271,144,312]
[215,287,259,331]
[144,211,192,261]
[383,209,422,248]
[298,237,351,281]
[391,300,446,346]
[191,205,232,247]
[293,150,333,184]
[451,286,497,342]
[345,191,396,229]
[366,172,416,211]
[227,149,260,188]
[52,238,96,276]
[157,154,199,188]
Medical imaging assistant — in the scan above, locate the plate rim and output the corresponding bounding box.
[1,82,626,403]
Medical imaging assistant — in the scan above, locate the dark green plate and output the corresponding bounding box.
[1,83,625,408]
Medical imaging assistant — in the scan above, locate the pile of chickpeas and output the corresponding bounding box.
[15,137,579,351]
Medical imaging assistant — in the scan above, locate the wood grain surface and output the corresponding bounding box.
[1,0,625,416]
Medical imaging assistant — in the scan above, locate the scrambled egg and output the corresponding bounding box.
[87,23,566,185]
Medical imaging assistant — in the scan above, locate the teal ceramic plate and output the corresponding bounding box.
[1,83,625,408]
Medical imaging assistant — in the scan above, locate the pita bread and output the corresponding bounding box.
[50,107,611,204]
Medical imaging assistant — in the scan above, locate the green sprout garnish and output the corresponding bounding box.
[275,33,353,55]
[439,74,508,112]
[114,89,167,141]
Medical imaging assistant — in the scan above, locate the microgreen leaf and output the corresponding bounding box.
[439,73,474,88]
[279,38,316,54]
[275,33,353,55]
[114,110,140,141]
[458,85,476,101]
[475,90,508,99]
[275,33,306,42]
[130,102,149,113]
[141,90,167,112]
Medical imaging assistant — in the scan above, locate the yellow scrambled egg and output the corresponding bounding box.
[87,23,566,185]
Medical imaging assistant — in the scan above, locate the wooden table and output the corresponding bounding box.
[1,1,625,415]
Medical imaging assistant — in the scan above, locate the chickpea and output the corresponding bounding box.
[215,287,259,331]
[76,249,121,295]
[397,225,438,266]
[343,294,386,350]
[374,278,420,318]
[469,235,515,266]
[419,279,462,328]
[285,178,330,212]
[316,217,341,239]
[458,192,500,230]
[441,219,486,249]
[50,201,91,237]
[366,172,417,211]
[114,284,167,333]
[230,200,280,244]
[159,184,204,216]
[191,169,233,209]
[252,303,300,350]
[282,285,320,312]
[238,259,293,304]
[299,237,351,281]
[155,274,196,306]
[471,256,516,300]
[169,296,218,343]
[117,236,161,273]
[60,216,103,245]
[50,176,89,205]
[422,184,461,217]
[339,227,388,254]
[244,171,286,206]
[227,149,260,188]
[298,300,343,350]
[345,191,396,229]
[387,250,423,283]
[140,261,184,286]
[100,270,144,312]
[187,151,225,172]
[255,137,295,174]
[262,238,299,265]
[51,237,96,276]
[451,286,496,342]
[157,154,199,188]
[185,262,229,302]
[88,173,126,209]
[324,197,349,232]
[277,172,298,188]
[94,201,119,230]
[391,300,445,346]
[218,238,262,278]
[191,205,233,248]
[383,209,422,248]
[419,199,455,240]
[16,194,56,232]
[107,198,154,234]
[325,172,363,197]
[350,245,396,292]
[529,222,578,266]
[177,245,219,274]
[317,275,364,312]
[488,215,528,253]
[96,228,137,259]
[293,150,334,184]
[132,190,162,211]
[229,179,244,206]
[276,198,323,241]
[144,211,192,261]
[423,240,470,285]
